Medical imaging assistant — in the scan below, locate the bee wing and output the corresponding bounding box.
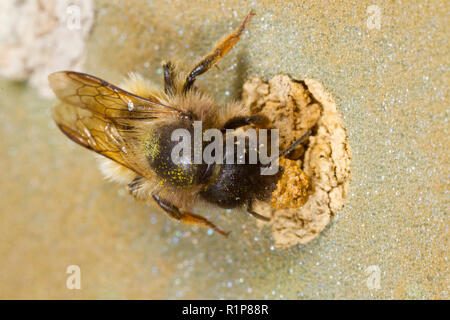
[49,71,177,178]
[49,71,181,120]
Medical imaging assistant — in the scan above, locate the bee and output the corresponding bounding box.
[49,12,310,237]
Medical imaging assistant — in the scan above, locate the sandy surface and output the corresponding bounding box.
[0,0,448,299]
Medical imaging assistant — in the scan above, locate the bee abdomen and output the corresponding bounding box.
[144,121,210,187]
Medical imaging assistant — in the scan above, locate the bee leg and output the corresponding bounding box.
[246,199,270,222]
[222,114,269,131]
[162,61,176,95]
[128,176,146,200]
[182,11,255,93]
[152,194,231,237]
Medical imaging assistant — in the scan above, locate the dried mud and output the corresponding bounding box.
[243,75,351,248]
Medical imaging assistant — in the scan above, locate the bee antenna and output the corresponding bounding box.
[262,130,312,168]
[278,130,311,159]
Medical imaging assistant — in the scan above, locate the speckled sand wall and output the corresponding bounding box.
[0,0,448,299]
